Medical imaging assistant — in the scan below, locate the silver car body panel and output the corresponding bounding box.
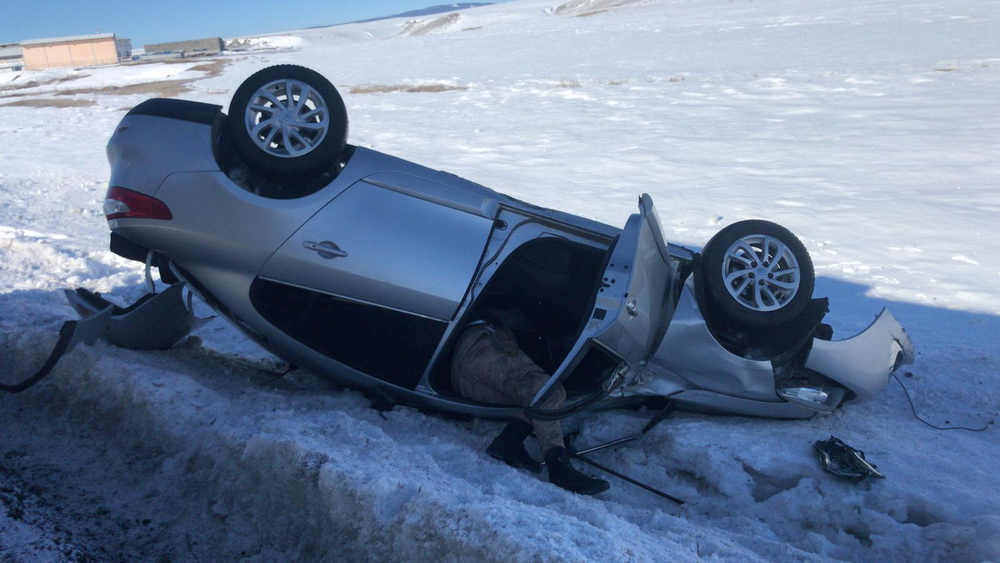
[363,172,501,219]
[107,113,222,191]
[646,278,781,402]
[260,177,495,321]
[590,195,675,373]
[529,194,675,407]
[804,308,914,402]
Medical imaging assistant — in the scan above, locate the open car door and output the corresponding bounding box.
[528,194,676,414]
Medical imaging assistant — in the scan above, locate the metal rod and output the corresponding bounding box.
[571,434,642,457]
[570,451,686,505]
[560,400,675,460]
[537,401,682,502]
[641,401,675,434]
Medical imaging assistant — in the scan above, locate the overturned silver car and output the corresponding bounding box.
[82,65,912,420]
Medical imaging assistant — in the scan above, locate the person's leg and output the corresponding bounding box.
[508,367,610,495]
[486,417,541,472]
[452,327,609,493]
[504,368,564,458]
[451,327,541,471]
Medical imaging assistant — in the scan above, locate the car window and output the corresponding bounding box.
[251,279,446,389]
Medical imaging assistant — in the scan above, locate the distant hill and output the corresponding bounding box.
[309,4,493,29]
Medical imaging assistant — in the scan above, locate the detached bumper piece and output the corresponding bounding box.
[1,308,112,393]
[815,436,885,482]
[2,283,206,394]
[64,282,202,350]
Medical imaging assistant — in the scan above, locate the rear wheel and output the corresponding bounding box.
[227,65,348,182]
[701,220,814,328]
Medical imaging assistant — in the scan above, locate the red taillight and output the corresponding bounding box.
[104,187,172,220]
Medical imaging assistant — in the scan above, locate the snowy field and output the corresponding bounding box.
[1,0,998,559]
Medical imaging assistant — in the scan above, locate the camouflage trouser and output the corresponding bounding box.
[451,324,566,457]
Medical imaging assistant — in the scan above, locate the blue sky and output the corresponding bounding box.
[1,1,464,47]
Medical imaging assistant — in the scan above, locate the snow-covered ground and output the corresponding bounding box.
[2,0,998,559]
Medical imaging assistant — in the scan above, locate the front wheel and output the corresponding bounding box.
[701,220,815,328]
[227,65,348,182]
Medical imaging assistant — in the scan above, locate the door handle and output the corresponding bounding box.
[303,240,348,259]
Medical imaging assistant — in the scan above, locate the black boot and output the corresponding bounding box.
[544,447,610,495]
[487,418,541,473]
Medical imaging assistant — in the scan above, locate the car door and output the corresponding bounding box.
[253,172,498,389]
[528,194,676,409]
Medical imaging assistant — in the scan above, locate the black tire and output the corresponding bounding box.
[701,220,815,328]
[227,65,348,182]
